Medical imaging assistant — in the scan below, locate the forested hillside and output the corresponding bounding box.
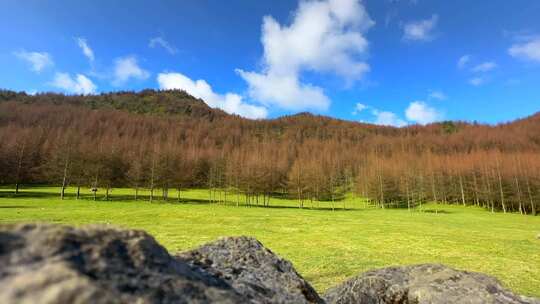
[1,89,539,214]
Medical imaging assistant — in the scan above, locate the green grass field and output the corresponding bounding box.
[1,186,539,297]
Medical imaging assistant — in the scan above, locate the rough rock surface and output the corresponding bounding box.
[1,223,539,304]
[323,264,540,304]
[177,236,324,304]
[0,223,245,304]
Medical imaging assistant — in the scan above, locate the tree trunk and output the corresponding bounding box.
[431,172,438,203]
[514,176,524,215]
[162,186,168,201]
[524,176,536,216]
[495,166,506,213]
[459,175,466,206]
[14,141,26,195]
[149,153,156,203]
[472,173,480,206]
[60,153,70,200]
[406,178,411,211]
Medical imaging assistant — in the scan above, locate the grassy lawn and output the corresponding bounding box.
[0,186,539,297]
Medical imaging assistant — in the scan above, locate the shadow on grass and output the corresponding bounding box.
[0,191,56,199]
[0,205,36,209]
[418,209,452,214]
[240,204,359,212]
[0,190,363,212]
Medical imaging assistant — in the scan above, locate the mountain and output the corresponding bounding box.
[1,89,540,150]
[0,89,227,121]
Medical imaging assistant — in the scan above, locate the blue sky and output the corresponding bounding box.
[1,0,540,124]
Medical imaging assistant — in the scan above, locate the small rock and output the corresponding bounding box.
[323,264,540,304]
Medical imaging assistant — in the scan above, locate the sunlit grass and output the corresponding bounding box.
[1,186,539,297]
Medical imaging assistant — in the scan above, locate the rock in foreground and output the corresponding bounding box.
[178,236,323,304]
[0,224,244,303]
[323,264,540,304]
[0,224,321,304]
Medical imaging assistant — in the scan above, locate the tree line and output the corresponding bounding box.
[0,90,539,214]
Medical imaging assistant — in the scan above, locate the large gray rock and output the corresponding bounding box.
[0,223,245,304]
[177,236,324,304]
[323,264,540,304]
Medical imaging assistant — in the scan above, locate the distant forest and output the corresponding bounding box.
[1,89,539,215]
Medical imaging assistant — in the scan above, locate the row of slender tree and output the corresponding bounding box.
[1,93,539,214]
[357,151,539,215]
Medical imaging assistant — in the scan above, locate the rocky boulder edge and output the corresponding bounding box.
[323,263,540,304]
[0,223,246,303]
[0,223,321,304]
[178,236,323,304]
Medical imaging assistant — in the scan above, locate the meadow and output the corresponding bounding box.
[0,186,539,297]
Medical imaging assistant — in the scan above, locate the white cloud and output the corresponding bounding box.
[405,101,441,125]
[51,73,96,95]
[458,57,495,86]
[112,56,150,86]
[365,100,442,127]
[372,109,407,127]
[352,102,368,114]
[457,55,470,69]
[428,90,447,100]
[469,77,485,86]
[76,37,94,62]
[471,61,497,73]
[403,14,438,41]
[238,0,374,111]
[14,50,53,73]
[149,36,178,54]
[237,70,330,111]
[508,37,540,62]
[157,72,268,119]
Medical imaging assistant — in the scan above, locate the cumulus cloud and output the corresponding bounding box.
[157,72,268,119]
[457,55,470,69]
[237,70,330,111]
[149,36,178,54]
[372,109,407,127]
[76,37,95,62]
[403,14,438,41]
[352,102,368,115]
[14,50,53,73]
[51,73,96,95]
[405,101,441,124]
[471,61,497,73]
[364,100,442,127]
[469,77,485,86]
[112,56,150,86]
[508,37,540,62]
[428,90,447,100]
[237,0,374,111]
